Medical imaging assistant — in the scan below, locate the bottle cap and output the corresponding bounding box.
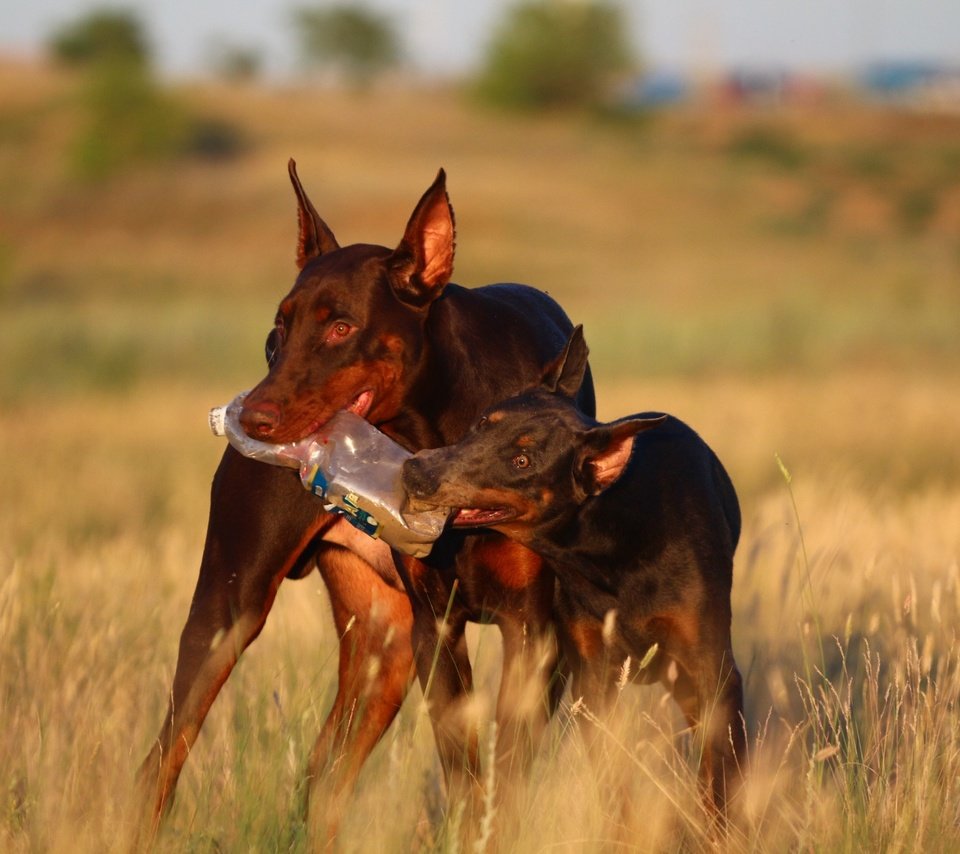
[208,405,227,437]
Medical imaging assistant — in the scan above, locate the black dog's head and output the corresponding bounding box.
[402,327,665,541]
[240,160,456,442]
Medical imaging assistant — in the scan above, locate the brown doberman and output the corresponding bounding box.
[402,327,745,819]
[134,162,594,847]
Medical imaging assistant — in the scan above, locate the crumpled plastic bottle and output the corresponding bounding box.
[209,392,450,558]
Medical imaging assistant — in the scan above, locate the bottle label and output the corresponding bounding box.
[338,493,382,539]
[303,469,381,539]
[305,465,329,498]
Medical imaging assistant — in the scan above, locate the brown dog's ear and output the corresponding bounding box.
[389,169,456,308]
[542,325,590,398]
[288,159,340,269]
[574,414,667,499]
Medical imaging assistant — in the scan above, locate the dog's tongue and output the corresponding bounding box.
[452,508,511,527]
[346,390,374,419]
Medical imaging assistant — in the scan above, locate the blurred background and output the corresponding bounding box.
[2,2,960,850]
[2,0,959,492]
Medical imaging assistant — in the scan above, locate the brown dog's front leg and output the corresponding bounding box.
[304,543,414,849]
[131,449,329,850]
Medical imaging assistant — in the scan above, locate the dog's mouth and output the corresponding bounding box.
[300,390,374,437]
[450,507,519,528]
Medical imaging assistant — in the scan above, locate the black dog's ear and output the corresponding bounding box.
[289,159,340,269]
[574,414,667,499]
[389,169,456,308]
[542,325,589,398]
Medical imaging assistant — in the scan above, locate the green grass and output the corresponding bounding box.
[575,286,960,379]
[0,293,272,403]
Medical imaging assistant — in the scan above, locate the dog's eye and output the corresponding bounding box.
[326,321,353,343]
[512,453,530,469]
[265,327,281,367]
[476,415,488,430]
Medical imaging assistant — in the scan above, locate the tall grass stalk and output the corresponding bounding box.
[421,579,461,711]
[474,721,498,854]
[775,452,826,676]
[572,700,710,844]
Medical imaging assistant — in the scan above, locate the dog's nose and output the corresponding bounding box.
[401,456,440,499]
[239,400,282,439]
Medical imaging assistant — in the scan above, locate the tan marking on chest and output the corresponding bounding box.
[472,538,544,590]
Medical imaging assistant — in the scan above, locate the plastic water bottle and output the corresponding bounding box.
[209,392,450,558]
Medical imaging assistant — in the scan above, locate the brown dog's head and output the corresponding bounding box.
[240,160,456,442]
[401,327,665,541]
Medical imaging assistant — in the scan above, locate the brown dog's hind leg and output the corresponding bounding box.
[304,544,414,849]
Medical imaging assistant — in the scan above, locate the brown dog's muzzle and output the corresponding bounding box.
[239,398,284,440]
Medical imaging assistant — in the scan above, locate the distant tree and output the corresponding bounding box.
[48,8,151,70]
[47,9,244,180]
[70,62,190,180]
[293,5,401,88]
[476,0,635,110]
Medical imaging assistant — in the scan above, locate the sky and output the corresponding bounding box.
[2,0,960,79]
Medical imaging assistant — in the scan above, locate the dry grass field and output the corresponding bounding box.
[2,60,960,851]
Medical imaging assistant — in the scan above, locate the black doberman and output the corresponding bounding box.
[402,327,745,817]
[134,162,594,847]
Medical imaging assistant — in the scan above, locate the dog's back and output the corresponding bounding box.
[578,414,739,588]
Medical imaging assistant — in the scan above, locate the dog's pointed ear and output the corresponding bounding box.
[389,168,456,308]
[289,159,339,269]
[542,326,590,399]
[574,415,667,499]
